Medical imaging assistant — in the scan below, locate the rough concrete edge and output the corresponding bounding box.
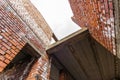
[113,0,120,58]
[113,0,120,78]
[46,28,88,51]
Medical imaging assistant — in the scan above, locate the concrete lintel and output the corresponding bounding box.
[46,28,88,54]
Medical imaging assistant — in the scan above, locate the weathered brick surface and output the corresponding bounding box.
[8,0,52,47]
[0,0,26,71]
[69,0,115,54]
[0,1,52,79]
[22,0,52,40]
[26,54,51,80]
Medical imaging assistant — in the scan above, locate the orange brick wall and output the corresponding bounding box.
[69,0,116,54]
[0,0,26,72]
[0,1,52,80]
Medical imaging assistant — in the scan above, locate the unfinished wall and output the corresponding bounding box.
[0,0,52,80]
[69,0,115,54]
[0,48,36,80]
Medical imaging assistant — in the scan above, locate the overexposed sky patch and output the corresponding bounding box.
[30,0,81,40]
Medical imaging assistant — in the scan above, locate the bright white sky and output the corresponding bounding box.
[30,0,81,40]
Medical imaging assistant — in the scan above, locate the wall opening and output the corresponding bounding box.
[49,56,74,80]
[0,43,40,80]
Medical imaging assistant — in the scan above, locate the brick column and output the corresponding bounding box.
[26,54,51,80]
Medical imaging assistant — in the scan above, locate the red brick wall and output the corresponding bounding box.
[0,1,52,80]
[69,0,116,54]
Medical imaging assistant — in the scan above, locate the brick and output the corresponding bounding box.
[20,41,26,46]
[109,1,113,10]
[6,42,12,47]
[98,1,101,12]
[5,53,11,60]
[69,0,115,53]
[1,46,7,51]
[2,42,10,49]
[10,49,17,54]
[1,33,9,40]
[14,48,20,53]
[0,49,5,55]
[10,53,15,58]
[1,29,6,33]
[0,55,5,61]
[26,57,50,80]
[100,0,104,2]
[0,44,2,47]
[4,59,10,64]
[2,38,8,43]
[0,35,3,39]
[0,67,4,72]
[104,0,109,13]
[0,40,2,43]
[0,1,52,79]
[4,32,10,37]
[6,50,12,55]
[9,39,17,46]
[16,45,23,50]
[0,61,7,68]
[11,45,16,50]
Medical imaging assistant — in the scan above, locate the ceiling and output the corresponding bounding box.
[47,28,117,80]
